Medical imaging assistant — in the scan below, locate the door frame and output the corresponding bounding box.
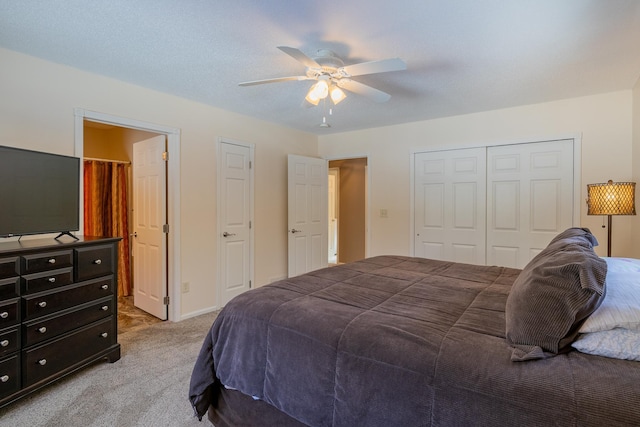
[409,133,582,257]
[325,155,371,260]
[216,137,255,307]
[74,108,182,322]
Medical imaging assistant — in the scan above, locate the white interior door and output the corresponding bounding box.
[486,139,575,268]
[218,141,253,306]
[414,148,487,264]
[132,135,167,320]
[288,155,328,277]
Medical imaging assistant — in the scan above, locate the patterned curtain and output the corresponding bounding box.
[84,160,131,297]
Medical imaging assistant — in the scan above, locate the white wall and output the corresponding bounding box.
[318,91,637,258]
[0,47,317,318]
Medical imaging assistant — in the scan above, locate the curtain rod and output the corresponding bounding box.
[83,157,131,165]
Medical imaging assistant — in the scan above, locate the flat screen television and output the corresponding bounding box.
[0,145,80,239]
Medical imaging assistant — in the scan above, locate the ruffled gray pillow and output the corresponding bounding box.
[505,228,607,361]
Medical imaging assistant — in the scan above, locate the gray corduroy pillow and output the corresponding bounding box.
[505,228,607,361]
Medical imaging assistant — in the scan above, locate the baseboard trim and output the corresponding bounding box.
[179,306,220,321]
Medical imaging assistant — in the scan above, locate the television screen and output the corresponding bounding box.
[0,145,80,238]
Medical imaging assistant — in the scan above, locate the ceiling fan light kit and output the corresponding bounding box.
[305,77,330,105]
[305,76,347,106]
[239,46,406,112]
[329,86,346,104]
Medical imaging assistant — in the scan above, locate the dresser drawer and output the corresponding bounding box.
[0,257,19,280]
[23,297,113,347]
[75,245,115,282]
[0,277,20,300]
[22,250,73,274]
[0,354,20,400]
[22,277,114,321]
[22,267,74,294]
[0,299,19,329]
[0,327,19,358]
[23,317,114,387]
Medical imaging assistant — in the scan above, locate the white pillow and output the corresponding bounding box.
[602,257,640,274]
[572,328,640,361]
[578,257,640,333]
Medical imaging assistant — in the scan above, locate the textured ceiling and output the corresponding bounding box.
[1,0,640,135]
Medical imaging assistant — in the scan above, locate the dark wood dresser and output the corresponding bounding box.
[0,236,121,408]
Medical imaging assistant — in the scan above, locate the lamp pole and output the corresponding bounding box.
[607,214,612,257]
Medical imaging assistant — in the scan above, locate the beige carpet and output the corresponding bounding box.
[0,310,220,427]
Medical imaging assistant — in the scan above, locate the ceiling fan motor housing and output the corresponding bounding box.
[312,49,344,74]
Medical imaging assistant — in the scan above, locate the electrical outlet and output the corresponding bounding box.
[181,282,190,293]
[380,209,388,218]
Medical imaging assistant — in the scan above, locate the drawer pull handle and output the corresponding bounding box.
[38,327,47,334]
[0,312,8,319]
[48,277,56,283]
[101,284,109,290]
[38,359,47,366]
[38,301,47,308]
[94,259,102,265]
[0,340,8,347]
[101,332,108,338]
[101,305,109,311]
[0,375,8,383]
[48,258,56,264]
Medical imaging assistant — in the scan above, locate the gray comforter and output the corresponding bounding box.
[189,256,640,426]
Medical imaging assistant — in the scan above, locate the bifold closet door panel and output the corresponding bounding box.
[486,139,575,269]
[414,147,487,265]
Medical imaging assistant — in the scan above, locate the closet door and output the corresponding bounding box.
[414,148,486,264]
[486,139,574,268]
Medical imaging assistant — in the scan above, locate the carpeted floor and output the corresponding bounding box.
[0,309,220,427]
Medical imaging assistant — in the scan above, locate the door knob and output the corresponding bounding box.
[290,229,302,234]
[223,232,236,237]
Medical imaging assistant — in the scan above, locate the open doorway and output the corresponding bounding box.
[328,168,339,264]
[328,158,368,264]
[83,121,165,332]
[74,109,182,324]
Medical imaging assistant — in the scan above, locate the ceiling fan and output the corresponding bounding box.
[239,46,407,106]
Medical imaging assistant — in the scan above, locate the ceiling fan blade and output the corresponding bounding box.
[337,79,391,103]
[340,57,406,77]
[277,46,321,69]
[238,76,311,86]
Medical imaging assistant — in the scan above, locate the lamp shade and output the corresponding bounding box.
[587,180,636,215]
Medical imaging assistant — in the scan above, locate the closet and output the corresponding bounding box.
[413,138,577,269]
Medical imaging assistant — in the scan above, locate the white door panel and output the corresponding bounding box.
[414,148,486,264]
[288,155,328,277]
[133,135,167,320]
[452,243,477,264]
[218,142,252,306]
[492,181,519,230]
[487,139,574,268]
[414,139,576,268]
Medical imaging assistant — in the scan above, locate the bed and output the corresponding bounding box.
[189,228,640,426]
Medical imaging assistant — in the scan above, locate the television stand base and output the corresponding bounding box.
[55,231,79,241]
